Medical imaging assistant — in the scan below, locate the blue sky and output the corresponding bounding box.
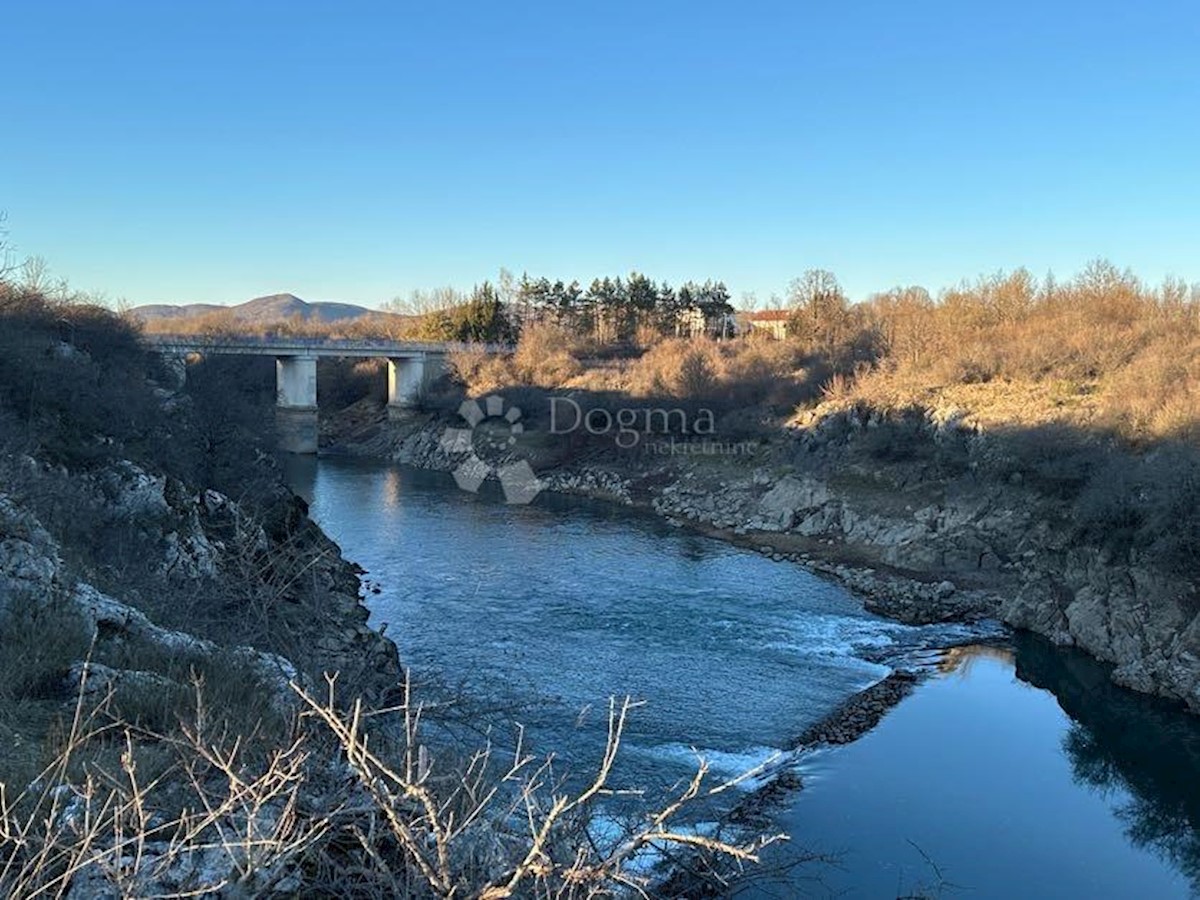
[3,1,1198,308]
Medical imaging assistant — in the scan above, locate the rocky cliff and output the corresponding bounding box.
[0,454,400,714]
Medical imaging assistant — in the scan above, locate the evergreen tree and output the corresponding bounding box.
[445,282,517,343]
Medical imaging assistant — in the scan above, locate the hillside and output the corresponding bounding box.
[131,292,375,326]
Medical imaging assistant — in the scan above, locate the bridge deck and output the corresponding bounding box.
[142,334,505,357]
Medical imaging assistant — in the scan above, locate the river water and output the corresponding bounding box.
[287,457,1200,898]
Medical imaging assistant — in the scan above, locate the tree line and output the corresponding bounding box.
[399,272,734,344]
[513,274,734,342]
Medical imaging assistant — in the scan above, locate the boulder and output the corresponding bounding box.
[0,495,62,614]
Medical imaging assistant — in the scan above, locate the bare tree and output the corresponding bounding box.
[786,269,853,357]
[19,256,51,294]
[0,213,15,283]
[386,286,466,317]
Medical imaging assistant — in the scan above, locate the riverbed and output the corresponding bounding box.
[287,457,1200,897]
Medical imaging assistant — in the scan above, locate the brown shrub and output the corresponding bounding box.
[848,261,1200,443]
[446,344,516,394]
[512,322,585,387]
[676,347,718,398]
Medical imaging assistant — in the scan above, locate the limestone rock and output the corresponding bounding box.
[69,582,301,711]
[0,494,63,613]
[757,476,829,531]
[93,461,171,520]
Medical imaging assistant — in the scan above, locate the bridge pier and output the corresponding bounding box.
[387,355,426,419]
[143,336,471,451]
[276,355,318,453]
[159,354,189,391]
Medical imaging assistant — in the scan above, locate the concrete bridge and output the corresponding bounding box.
[144,335,492,453]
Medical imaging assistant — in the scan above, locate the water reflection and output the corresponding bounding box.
[1013,633,1200,893]
[280,452,318,505]
[382,466,403,511]
[936,642,1015,676]
[748,643,1198,898]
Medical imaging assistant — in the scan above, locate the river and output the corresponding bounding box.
[287,457,1200,898]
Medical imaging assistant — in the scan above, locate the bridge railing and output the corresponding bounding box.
[141,334,511,355]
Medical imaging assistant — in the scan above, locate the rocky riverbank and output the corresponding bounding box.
[326,398,1200,715]
[0,442,404,895]
[0,455,401,714]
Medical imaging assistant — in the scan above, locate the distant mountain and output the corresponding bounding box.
[130,293,377,326]
[129,303,226,320]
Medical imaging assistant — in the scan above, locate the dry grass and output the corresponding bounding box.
[511,322,586,387]
[0,603,95,792]
[447,324,589,395]
[451,333,814,415]
[848,263,1200,444]
[617,337,809,407]
[447,344,517,396]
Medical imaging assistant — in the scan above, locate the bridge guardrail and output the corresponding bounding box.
[141,334,512,355]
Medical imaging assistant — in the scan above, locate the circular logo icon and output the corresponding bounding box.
[438,395,543,504]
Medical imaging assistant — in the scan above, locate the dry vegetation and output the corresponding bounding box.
[111,257,1200,577]
[843,261,1200,442]
[438,261,1200,446]
[432,260,1200,443]
[0,674,778,898]
[137,257,1200,446]
[449,325,818,410]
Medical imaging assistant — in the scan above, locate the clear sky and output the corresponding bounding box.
[3,1,1198,308]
